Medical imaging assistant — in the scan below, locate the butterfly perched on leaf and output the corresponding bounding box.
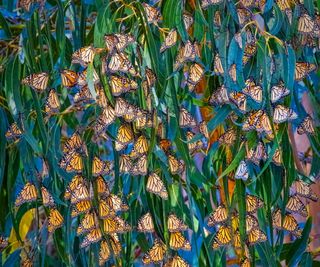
[99,240,111,265]
[164,255,190,267]
[210,85,229,106]
[103,216,131,233]
[273,104,297,123]
[92,156,112,177]
[246,141,268,165]
[183,13,194,31]
[21,72,49,92]
[130,135,149,158]
[45,89,60,116]
[201,0,223,9]
[297,116,315,135]
[80,228,102,248]
[237,8,252,26]
[59,151,83,173]
[242,110,273,136]
[71,200,92,218]
[208,205,228,227]
[270,81,290,103]
[298,13,315,34]
[142,238,167,264]
[235,160,249,181]
[119,155,132,174]
[291,180,318,201]
[286,194,308,217]
[137,212,155,233]
[243,78,262,103]
[64,175,84,200]
[70,182,91,204]
[109,233,122,257]
[179,108,197,128]
[15,182,38,207]
[105,194,129,212]
[169,232,191,251]
[130,154,148,176]
[73,85,94,106]
[272,208,301,237]
[142,3,162,24]
[115,124,134,151]
[93,105,116,137]
[213,53,224,75]
[109,75,138,96]
[5,122,23,141]
[218,128,236,146]
[168,213,188,232]
[246,194,263,213]
[187,63,204,92]
[229,91,247,112]
[95,176,110,197]
[242,42,257,64]
[146,172,168,199]
[105,52,137,76]
[168,154,185,175]
[114,97,136,117]
[174,41,200,70]
[76,212,97,235]
[48,208,64,233]
[104,33,135,53]
[60,69,78,87]
[160,28,178,53]
[295,62,316,80]
[272,148,282,166]
[98,199,116,219]
[186,131,203,154]
[212,225,232,249]
[77,68,100,87]
[247,227,267,245]
[71,45,98,67]
[41,186,55,207]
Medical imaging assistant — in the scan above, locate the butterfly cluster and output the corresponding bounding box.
[3,0,319,266]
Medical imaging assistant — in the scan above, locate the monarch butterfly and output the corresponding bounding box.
[246,195,263,213]
[64,175,84,200]
[21,72,49,92]
[98,199,116,219]
[187,63,204,91]
[186,131,203,154]
[103,216,122,233]
[109,233,122,256]
[0,236,8,251]
[159,139,172,153]
[135,112,154,129]
[201,0,223,9]
[232,229,241,249]
[212,225,232,249]
[272,148,282,166]
[105,194,129,212]
[144,67,157,88]
[297,116,315,135]
[292,180,318,201]
[286,194,308,217]
[237,8,252,26]
[246,142,267,165]
[246,214,259,233]
[142,239,167,264]
[70,183,90,204]
[183,13,194,31]
[295,62,316,80]
[114,98,134,117]
[146,172,168,199]
[208,205,228,227]
[41,186,55,207]
[235,160,249,181]
[174,41,200,70]
[137,212,155,233]
[213,11,221,27]
[45,89,60,116]
[115,124,134,151]
[240,257,251,267]
[71,200,92,218]
[60,69,78,87]
[179,108,197,128]
[142,3,162,24]
[104,33,135,53]
[5,122,23,140]
[298,13,315,34]
[210,85,229,106]
[119,155,132,174]
[92,156,112,177]
[164,255,190,267]
[199,121,209,140]
[114,216,132,233]
[80,228,102,248]
[243,79,262,103]
[76,212,96,235]
[59,151,83,173]
[275,0,293,11]
[272,209,301,236]
[94,105,116,137]
[130,154,148,176]
[95,84,108,108]
[73,85,94,106]
[247,228,267,245]
[168,213,188,232]
[48,208,64,233]
[96,176,110,197]
[168,154,185,175]
[273,104,298,123]
[15,182,37,207]
[242,43,257,65]
[169,232,191,251]
[63,132,88,157]
[106,52,137,76]
[213,53,224,75]
[71,45,96,67]
[130,135,149,158]
[77,68,100,87]
[160,28,178,53]
[218,128,236,146]
[99,240,111,266]
[242,110,264,131]
[109,75,138,96]
[229,64,237,82]
[270,81,290,103]
[229,91,247,112]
